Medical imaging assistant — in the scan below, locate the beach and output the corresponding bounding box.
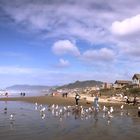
[0,95,140,140]
[0,95,89,106]
[0,94,135,107]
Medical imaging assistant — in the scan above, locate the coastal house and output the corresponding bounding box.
[101,82,113,89]
[132,74,140,87]
[114,80,132,89]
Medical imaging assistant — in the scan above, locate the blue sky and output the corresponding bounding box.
[0,0,140,88]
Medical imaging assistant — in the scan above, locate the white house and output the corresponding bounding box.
[114,80,132,89]
[132,74,140,87]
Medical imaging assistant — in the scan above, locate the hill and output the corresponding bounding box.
[6,85,55,91]
[57,80,103,89]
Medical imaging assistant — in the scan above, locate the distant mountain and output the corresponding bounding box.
[6,85,56,91]
[57,80,103,89]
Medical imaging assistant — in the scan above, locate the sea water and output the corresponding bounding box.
[0,90,47,97]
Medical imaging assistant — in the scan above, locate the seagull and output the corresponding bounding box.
[52,109,55,115]
[67,106,71,112]
[110,107,114,113]
[107,111,113,118]
[35,103,38,110]
[41,113,45,119]
[80,107,84,116]
[10,114,14,121]
[63,106,67,112]
[103,106,108,112]
[39,104,43,110]
[51,104,55,109]
[107,119,111,125]
[121,105,124,110]
[55,105,59,110]
[55,111,59,116]
[40,107,46,113]
[88,107,92,113]
[85,108,89,113]
[59,108,63,116]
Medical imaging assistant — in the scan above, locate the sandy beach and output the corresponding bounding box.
[0,95,89,106]
[0,95,128,107]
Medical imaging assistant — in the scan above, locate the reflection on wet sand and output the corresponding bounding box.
[0,101,140,140]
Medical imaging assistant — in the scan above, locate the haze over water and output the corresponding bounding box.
[0,90,47,98]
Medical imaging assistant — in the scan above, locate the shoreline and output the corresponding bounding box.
[0,95,127,107]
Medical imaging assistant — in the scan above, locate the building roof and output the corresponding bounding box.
[115,80,132,84]
[132,74,140,80]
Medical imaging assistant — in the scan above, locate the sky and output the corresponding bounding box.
[0,0,140,88]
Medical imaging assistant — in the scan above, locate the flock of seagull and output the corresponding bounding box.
[33,102,140,122]
[3,102,140,126]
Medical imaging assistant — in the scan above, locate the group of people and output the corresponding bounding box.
[126,96,138,106]
[75,92,99,110]
[62,92,68,98]
[20,92,26,97]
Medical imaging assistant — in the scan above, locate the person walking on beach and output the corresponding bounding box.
[75,93,80,106]
[5,92,8,97]
[133,96,137,106]
[93,93,99,110]
[65,92,68,98]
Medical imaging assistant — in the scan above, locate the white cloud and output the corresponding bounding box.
[2,0,140,38]
[52,40,80,56]
[0,66,64,87]
[82,48,115,62]
[120,45,140,58]
[2,0,140,45]
[0,66,32,75]
[0,0,115,44]
[57,58,70,67]
[127,47,140,57]
[0,51,30,61]
[0,66,58,75]
[111,14,140,36]
[1,0,140,86]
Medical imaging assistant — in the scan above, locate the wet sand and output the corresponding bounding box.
[0,101,140,140]
[0,96,140,140]
[0,95,88,106]
[0,95,137,109]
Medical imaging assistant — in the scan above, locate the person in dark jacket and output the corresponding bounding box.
[75,93,80,106]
